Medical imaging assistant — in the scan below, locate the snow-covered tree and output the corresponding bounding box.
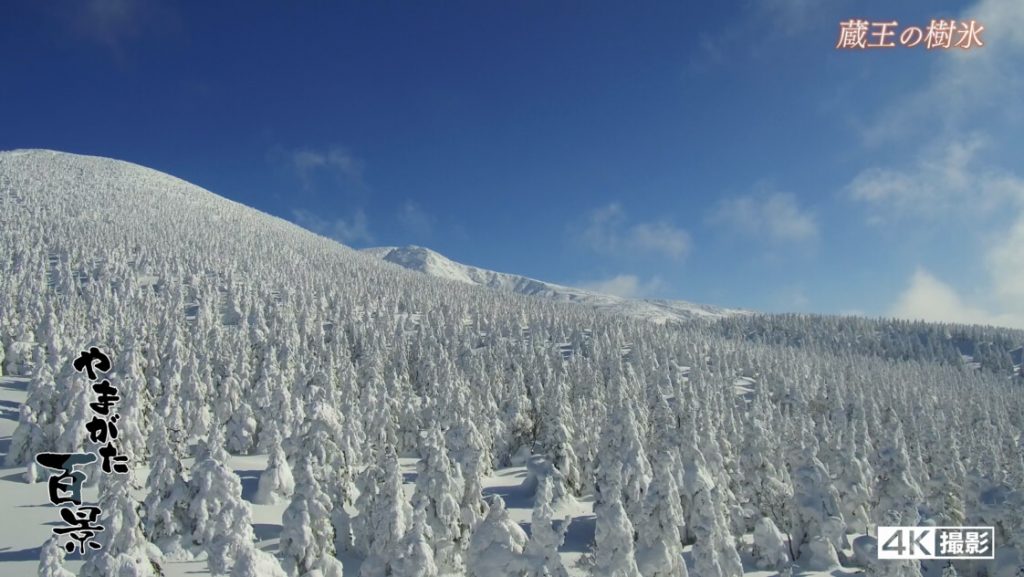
[872,419,923,528]
[253,429,294,505]
[751,517,790,570]
[738,416,792,530]
[592,494,643,577]
[279,455,343,577]
[466,496,528,577]
[835,434,873,534]
[142,420,191,556]
[392,506,440,577]
[636,453,688,577]
[358,444,411,577]
[524,475,571,577]
[789,436,846,569]
[690,483,743,577]
[80,472,162,577]
[37,536,75,577]
[594,395,651,532]
[229,544,288,577]
[447,416,490,539]
[411,425,465,572]
[538,378,583,496]
[185,429,255,574]
[7,363,61,468]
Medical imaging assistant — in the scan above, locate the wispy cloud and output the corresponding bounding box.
[577,274,667,299]
[861,0,1024,144]
[842,0,1024,328]
[49,0,178,56]
[753,0,840,36]
[707,191,818,243]
[572,203,691,261]
[285,147,364,190]
[851,140,1024,327]
[397,200,435,238]
[985,211,1024,313]
[291,208,373,246]
[845,135,1024,221]
[689,0,850,72]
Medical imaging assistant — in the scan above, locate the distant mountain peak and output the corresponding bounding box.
[362,245,743,324]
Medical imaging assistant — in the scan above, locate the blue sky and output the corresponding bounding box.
[2,0,1023,327]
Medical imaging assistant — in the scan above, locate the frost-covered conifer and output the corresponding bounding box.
[789,435,846,569]
[229,544,288,577]
[179,351,212,442]
[922,426,966,527]
[447,416,491,537]
[185,429,255,574]
[690,481,743,577]
[636,453,688,577]
[7,363,58,467]
[524,475,571,577]
[872,419,923,528]
[80,472,162,577]
[142,420,191,556]
[466,496,528,577]
[37,536,75,577]
[539,378,583,496]
[115,339,152,462]
[393,506,440,577]
[279,455,342,577]
[298,401,353,512]
[224,384,258,456]
[411,425,465,572]
[592,494,643,577]
[751,517,790,570]
[594,396,651,532]
[738,416,792,530]
[358,444,411,577]
[253,428,294,505]
[835,433,873,534]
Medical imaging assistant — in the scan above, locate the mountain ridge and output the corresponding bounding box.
[362,245,743,324]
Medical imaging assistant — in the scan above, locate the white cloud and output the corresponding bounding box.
[578,274,667,299]
[847,0,1024,328]
[291,208,373,246]
[860,151,1024,327]
[286,147,363,189]
[862,0,1024,143]
[890,268,1024,329]
[846,135,1024,327]
[985,211,1024,306]
[846,136,1024,219]
[397,201,435,237]
[573,203,691,260]
[708,191,818,242]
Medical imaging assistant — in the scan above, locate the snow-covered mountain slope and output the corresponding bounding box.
[363,245,742,324]
[2,150,1023,577]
